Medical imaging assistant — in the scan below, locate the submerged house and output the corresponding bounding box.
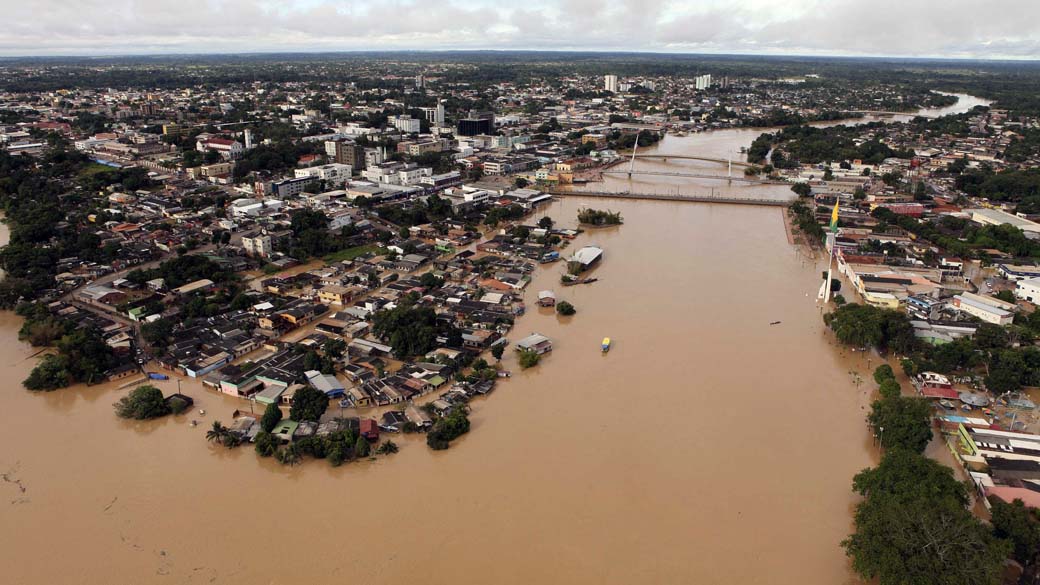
[569,246,603,271]
[516,333,553,354]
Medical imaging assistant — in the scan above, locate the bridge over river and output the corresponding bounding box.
[623,153,754,167]
[601,169,786,184]
[549,189,794,207]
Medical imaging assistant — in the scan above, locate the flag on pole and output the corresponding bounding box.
[829,201,839,233]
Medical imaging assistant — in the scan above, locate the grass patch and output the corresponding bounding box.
[323,244,382,264]
[78,163,116,177]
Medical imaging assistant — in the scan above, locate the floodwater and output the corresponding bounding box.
[0,95,984,585]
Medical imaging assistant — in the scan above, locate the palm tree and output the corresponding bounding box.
[205,421,228,443]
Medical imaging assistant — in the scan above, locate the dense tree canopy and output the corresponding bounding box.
[114,385,171,420]
[288,385,329,422]
[824,303,917,354]
[867,395,933,454]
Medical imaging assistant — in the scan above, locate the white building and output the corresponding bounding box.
[241,231,273,258]
[364,148,385,167]
[294,163,353,188]
[361,162,431,186]
[196,137,243,160]
[390,115,421,134]
[230,198,285,219]
[1015,277,1040,303]
[970,208,1040,236]
[951,292,1017,326]
[604,75,618,93]
[695,74,713,91]
[420,103,445,126]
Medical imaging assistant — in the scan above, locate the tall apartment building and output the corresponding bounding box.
[604,74,618,93]
[241,231,273,258]
[326,140,366,170]
[364,147,385,168]
[420,102,446,125]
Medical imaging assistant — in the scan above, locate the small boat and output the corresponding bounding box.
[338,399,352,409]
[189,420,198,427]
[769,321,781,325]
[939,400,956,410]
[147,372,169,381]
[496,370,512,378]
[198,409,206,416]
[961,404,973,412]
[602,337,611,353]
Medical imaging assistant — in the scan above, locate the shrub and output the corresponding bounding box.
[556,301,576,316]
[878,379,902,400]
[518,349,541,369]
[873,364,895,385]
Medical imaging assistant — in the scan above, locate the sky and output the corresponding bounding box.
[2,0,1039,59]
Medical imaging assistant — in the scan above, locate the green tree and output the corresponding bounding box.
[843,494,1009,585]
[867,396,933,453]
[491,344,505,361]
[376,440,399,455]
[260,402,283,433]
[427,405,470,450]
[824,304,916,354]
[556,301,576,316]
[328,443,346,466]
[276,443,301,466]
[141,318,174,349]
[355,435,371,458]
[113,385,171,420]
[974,323,1009,350]
[23,354,70,391]
[518,349,540,369]
[852,450,968,505]
[873,364,895,385]
[206,421,230,444]
[289,385,329,422]
[254,431,278,457]
[878,379,902,399]
[990,497,1040,566]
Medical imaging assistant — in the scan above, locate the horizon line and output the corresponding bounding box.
[1,48,1039,64]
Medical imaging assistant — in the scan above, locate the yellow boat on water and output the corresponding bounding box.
[601,337,611,352]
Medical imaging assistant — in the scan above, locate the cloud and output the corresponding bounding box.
[0,0,1037,58]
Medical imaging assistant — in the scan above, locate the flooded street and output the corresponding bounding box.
[0,96,984,584]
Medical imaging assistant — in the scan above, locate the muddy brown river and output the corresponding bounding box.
[0,96,987,584]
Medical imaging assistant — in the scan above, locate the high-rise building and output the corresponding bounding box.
[604,74,618,93]
[328,140,366,170]
[243,128,254,150]
[694,74,713,91]
[420,102,445,125]
[415,74,425,89]
[456,110,494,136]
